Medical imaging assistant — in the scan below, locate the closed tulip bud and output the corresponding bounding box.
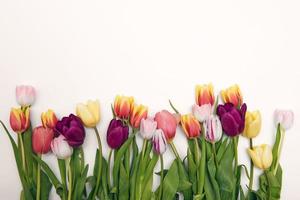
[248,144,273,170]
[140,117,157,140]
[130,104,148,128]
[32,126,54,154]
[154,110,177,142]
[274,109,294,130]
[221,84,243,107]
[41,109,58,129]
[152,129,167,154]
[16,85,36,107]
[51,135,73,159]
[107,119,129,149]
[9,107,30,133]
[195,83,215,106]
[242,110,262,138]
[76,100,100,127]
[192,104,212,122]
[204,115,222,143]
[181,114,201,139]
[114,95,134,119]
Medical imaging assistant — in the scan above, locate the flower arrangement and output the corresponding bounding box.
[0,84,293,200]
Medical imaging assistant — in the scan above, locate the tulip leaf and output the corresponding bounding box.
[187,148,197,194]
[118,162,130,200]
[129,154,141,200]
[23,127,35,185]
[73,164,89,200]
[204,156,221,200]
[40,169,52,200]
[162,160,179,200]
[143,175,154,200]
[270,124,281,172]
[143,153,158,185]
[99,157,109,199]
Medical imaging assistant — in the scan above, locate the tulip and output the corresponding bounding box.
[221,84,243,107]
[130,104,148,128]
[76,100,100,128]
[41,109,58,129]
[203,115,222,143]
[32,126,54,154]
[192,104,212,122]
[51,135,73,159]
[114,95,134,119]
[152,129,167,154]
[16,85,36,107]
[9,107,30,133]
[181,114,201,139]
[242,110,262,138]
[107,119,129,149]
[195,83,215,106]
[217,103,247,137]
[247,144,273,170]
[274,109,294,130]
[140,117,157,140]
[154,110,177,142]
[55,114,86,147]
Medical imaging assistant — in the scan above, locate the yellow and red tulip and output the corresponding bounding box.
[41,109,58,129]
[130,104,148,128]
[9,107,30,133]
[195,83,215,106]
[221,84,243,107]
[114,95,134,119]
[181,114,201,139]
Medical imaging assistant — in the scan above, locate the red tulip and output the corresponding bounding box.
[32,126,54,154]
[154,110,177,142]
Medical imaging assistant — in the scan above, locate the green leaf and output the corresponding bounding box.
[40,170,52,200]
[143,153,159,184]
[162,160,179,200]
[187,148,197,194]
[204,156,221,200]
[73,164,89,200]
[270,124,281,172]
[118,163,129,200]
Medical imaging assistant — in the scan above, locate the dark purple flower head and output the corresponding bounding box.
[55,114,85,147]
[107,119,129,149]
[217,103,247,137]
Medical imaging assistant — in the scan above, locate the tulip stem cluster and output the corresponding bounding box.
[92,127,103,199]
[36,154,41,200]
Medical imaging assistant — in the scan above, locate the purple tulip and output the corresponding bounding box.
[107,119,129,149]
[55,114,86,147]
[217,103,247,137]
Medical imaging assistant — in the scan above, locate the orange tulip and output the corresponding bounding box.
[181,114,201,139]
[195,83,215,106]
[130,104,148,128]
[41,109,58,129]
[9,107,30,133]
[114,95,134,118]
[221,84,243,107]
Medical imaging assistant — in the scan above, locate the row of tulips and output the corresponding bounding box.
[0,84,293,200]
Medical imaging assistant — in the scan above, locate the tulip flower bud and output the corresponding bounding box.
[140,117,157,140]
[114,95,134,119]
[242,110,262,138]
[41,109,58,129]
[51,135,73,159]
[181,114,201,139]
[16,85,36,107]
[130,104,148,128]
[221,84,243,107]
[204,115,222,143]
[32,126,54,154]
[76,100,100,128]
[154,110,177,142]
[195,83,215,106]
[9,107,30,133]
[152,129,167,154]
[192,104,212,122]
[274,109,294,130]
[107,119,129,149]
[248,144,273,170]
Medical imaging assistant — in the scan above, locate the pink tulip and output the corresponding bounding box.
[152,129,167,154]
[16,85,36,107]
[274,109,294,130]
[192,104,212,122]
[154,110,177,142]
[51,135,73,159]
[32,126,54,154]
[140,117,157,140]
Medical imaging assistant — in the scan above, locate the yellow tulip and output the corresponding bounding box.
[248,144,273,170]
[76,100,100,127]
[242,111,262,138]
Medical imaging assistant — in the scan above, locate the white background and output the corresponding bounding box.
[0,1,299,199]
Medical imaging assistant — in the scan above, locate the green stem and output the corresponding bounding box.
[36,154,41,200]
[158,154,164,200]
[233,136,239,172]
[170,141,180,160]
[194,138,200,194]
[67,159,72,200]
[93,127,103,199]
[169,100,180,114]
[136,139,148,200]
[18,134,26,172]
[249,139,254,190]
[212,142,218,170]
[274,129,285,174]
[107,149,113,190]
[199,138,206,197]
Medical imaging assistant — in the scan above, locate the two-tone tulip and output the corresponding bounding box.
[41,109,58,129]
[221,84,243,107]
[9,107,30,133]
[16,85,36,107]
[51,135,73,159]
[154,110,177,142]
[203,115,222,143]
[248,144,273,170]
[274,109,294,130]
[130,104,148,128]
[242,110,262,138]
[76,100,100,128]
[181,114,201,139]
[32,126,54,154]
[140,117,157,140]
[195,83,215,106]
[114,95,134,119]
[152,129,167,154]
[192,104,212,122]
